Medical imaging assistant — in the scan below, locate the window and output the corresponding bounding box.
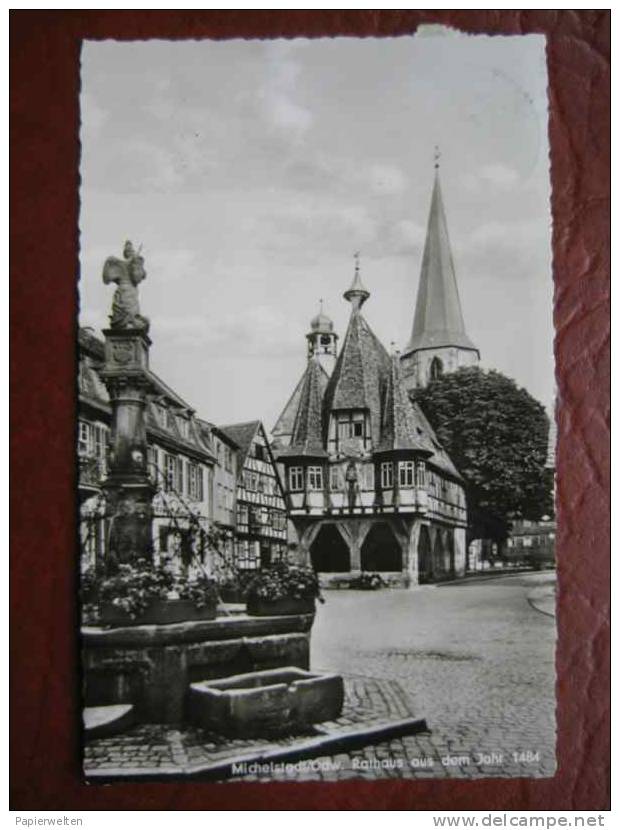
[307,466,323,491]
[224,446,233,472]
[94,425,107,460]
[335,412,369,449]
[236,539,258,570]
[381,462,393,489]
[330,466,342,491]
[254,444,265,461]
[399,461,415,487]
[289,467,304,492]
[165,454,176,491]
[177,418,189,439]
[78,422,93,455]
[238,504,249,528]
[147,446,158,482]
[166,410,177,432]
[176,457,184,493]
[187,463,204,501]
[416,462,426,486]
[430,357,443,380]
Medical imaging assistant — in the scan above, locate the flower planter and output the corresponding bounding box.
[246,596,316,617]
[188,667,344,737]
[100,598,217,627]
[218,587,245,604]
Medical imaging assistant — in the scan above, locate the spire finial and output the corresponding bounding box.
[343,252,369,311]
[319,297,324,313]
[434,145,441,170]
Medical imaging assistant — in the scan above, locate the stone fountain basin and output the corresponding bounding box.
[188,667,344,738]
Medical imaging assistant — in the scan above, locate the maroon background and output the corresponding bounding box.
[10,10,610,811]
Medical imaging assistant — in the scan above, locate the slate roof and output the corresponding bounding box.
[404,172,478,355]
[274,301,463,481]
[218,420,261,464]
[272,361,329,442]
[322,309,392,448]
[411,403,461,479]
[377,355,434,455]
[278,358,328,458]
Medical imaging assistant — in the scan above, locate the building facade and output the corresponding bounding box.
[78,328,216,573]
[272,261,468,587]
[219,421,288,571]
[400,167,479,391]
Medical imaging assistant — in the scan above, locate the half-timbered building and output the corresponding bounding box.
[78,327,215,573]
[218,421,288,571]
[272,262,468,587]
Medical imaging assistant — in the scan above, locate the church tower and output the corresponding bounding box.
[400,156,479,391]
[306,300,338,376]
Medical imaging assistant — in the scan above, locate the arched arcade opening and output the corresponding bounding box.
[360,522,403,572]
[310,524,350,573]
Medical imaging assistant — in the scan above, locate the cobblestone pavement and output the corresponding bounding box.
[300,571,558,782]
[84,572,557,783]
[83,674,423,779]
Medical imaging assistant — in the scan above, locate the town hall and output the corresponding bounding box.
[272,165,478,586]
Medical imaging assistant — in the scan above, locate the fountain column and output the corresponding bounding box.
[99,241,155,570]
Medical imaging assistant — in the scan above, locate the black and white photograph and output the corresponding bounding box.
[77,30,557,783]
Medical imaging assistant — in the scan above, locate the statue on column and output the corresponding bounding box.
[100,240,154,570]
[103,240,150,332]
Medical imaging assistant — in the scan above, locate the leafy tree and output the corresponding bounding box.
[412,367,553,549]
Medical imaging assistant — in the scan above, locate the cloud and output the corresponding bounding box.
[465,218,549,252]
[259,43,312,135]
[153,305,302,358]
[368,163,408,195]
[461,162,521,191]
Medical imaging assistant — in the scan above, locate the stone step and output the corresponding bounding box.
[83,704,135,740]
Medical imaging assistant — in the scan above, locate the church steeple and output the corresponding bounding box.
[400,156,479,390]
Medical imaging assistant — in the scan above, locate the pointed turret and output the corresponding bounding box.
[377,354,433,455]
[278,357,328,458]
[401,157,479,390]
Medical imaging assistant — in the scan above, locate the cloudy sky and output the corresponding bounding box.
[79,30,554,431]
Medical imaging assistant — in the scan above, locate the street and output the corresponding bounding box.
[83,571,557,782]
[305,571,557,780]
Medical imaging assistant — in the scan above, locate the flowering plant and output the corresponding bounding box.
[175,571,219,608]
[95,558,175,618]
[82,558,222,621]
[350,572,386,590]
[245,562,323,604]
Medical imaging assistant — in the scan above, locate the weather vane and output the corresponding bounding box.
[434,145,441,170]
[354,251,360,274]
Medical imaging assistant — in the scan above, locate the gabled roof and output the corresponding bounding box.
[377,355,433,455]
[322,309,391,447]
[218,420,261,464]
[278,358,328,459]
[404,172,478,355]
